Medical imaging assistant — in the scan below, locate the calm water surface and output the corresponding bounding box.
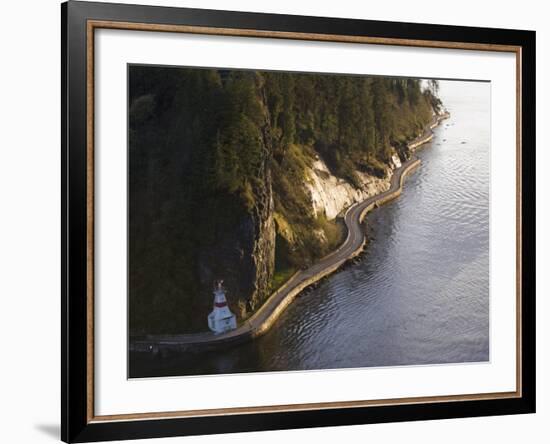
[131,80,490,378]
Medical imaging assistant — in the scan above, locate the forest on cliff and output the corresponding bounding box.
[129,66,441,334]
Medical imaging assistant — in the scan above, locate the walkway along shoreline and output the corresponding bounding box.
[131,112,449,354]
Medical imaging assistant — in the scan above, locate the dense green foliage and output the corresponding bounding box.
[129,66,438,334]
[264,73,438,184]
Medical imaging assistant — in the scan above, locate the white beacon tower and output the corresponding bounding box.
[208,281,237,334]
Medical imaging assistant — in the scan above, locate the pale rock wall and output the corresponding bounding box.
[391,154,402,169]
[305,157,392,220]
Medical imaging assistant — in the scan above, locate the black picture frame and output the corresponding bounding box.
[62,1,536,442]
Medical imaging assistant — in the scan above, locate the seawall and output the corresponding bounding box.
[130,111,449,353]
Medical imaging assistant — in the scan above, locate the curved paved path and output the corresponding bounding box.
[131,157,423,353]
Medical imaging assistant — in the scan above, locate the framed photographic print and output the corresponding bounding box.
[61,1,536,442]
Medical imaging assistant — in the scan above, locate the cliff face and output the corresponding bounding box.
[197,159,276,321]
[305,157,392,221]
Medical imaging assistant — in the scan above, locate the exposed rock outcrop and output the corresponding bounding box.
[305,156,393,220]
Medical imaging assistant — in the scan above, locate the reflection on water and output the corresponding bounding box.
[130,80,490,378]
